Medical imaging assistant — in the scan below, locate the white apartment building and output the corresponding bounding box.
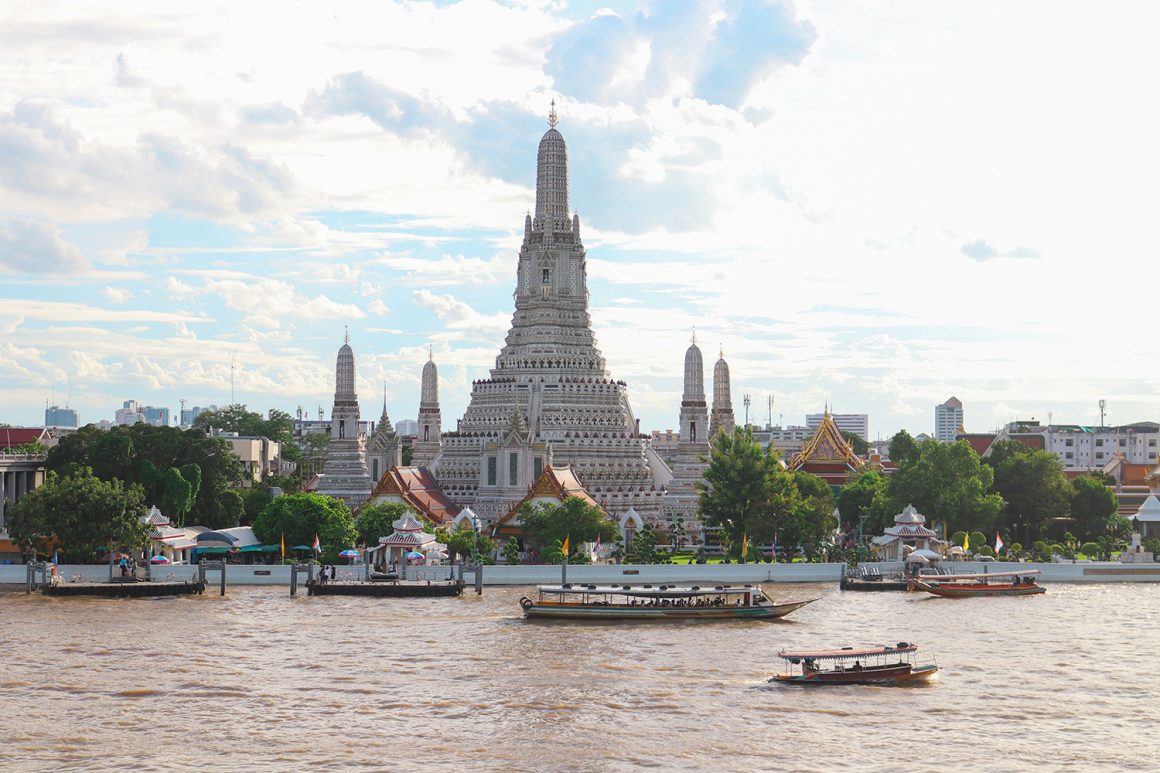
[935,397,963,443]
[806,413,869,441]
[1003,421,1160,469]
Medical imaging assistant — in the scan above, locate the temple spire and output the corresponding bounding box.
[548,99,558,128]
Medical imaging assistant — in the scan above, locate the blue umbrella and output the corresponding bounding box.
[405,551,425,560]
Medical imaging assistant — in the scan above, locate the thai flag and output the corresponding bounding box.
[995,532,1004,553]
[592,535,601,562]
[312,534,321,553]
[772,534,778,560]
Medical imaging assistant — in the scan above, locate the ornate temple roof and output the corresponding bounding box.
[368,466,458,525]
[789,412,864,471]
[492,465,603,535]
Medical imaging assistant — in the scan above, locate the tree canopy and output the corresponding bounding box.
[837,470,892,535]
[1068,475,1119,543]
[47,423,244,528]
[698,427,837,558]
[985,439,1071,543]
[888,430,920,468]
[252,493,357,561]
[7,468,150,562]
[841,431,870,456]
[883,438,1003,535]
[518,496,616,559]
[192,404,293,443]
[356,501,419,547]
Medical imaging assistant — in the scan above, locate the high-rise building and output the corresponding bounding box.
[394,419,418,436]
[141,406,170,427]
[44,405,78,428]
[429,105,671,527]
[935,397,963,443]
[115,400,143,426]
[806,413,869,441]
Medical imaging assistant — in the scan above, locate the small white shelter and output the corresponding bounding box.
[1132,495,1160,540]
[870,504,941,562]
[366,512,439,572]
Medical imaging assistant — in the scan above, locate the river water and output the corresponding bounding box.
[1,582,1156,772]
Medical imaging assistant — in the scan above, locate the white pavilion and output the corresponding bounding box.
[870,504,941,561]
[365,512,440,573]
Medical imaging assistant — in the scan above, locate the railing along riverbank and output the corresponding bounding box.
[3,560,1158,589]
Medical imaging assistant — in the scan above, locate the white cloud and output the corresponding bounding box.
[0,218,88,273]
[102,286,134,303]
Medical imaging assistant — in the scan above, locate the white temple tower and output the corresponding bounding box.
[316,330,373,509]
[665,334,711,539]
[411,351,443,467]
[710,348,736,439]
[432,104,671,526]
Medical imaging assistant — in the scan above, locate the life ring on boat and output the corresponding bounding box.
[519,596,534,610]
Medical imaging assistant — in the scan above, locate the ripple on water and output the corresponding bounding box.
[2,583,1159,770]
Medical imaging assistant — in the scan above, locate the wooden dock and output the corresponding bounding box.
[306,580,464,597]
[42,579,208,598]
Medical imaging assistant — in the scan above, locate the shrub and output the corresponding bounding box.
[1080,542,1100,560]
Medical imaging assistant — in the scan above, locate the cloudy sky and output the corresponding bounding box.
[3,0,1159,440]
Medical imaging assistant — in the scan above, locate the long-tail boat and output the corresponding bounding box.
[908,569,1045,598]
[772,642,938,685]
[519,583,817,621]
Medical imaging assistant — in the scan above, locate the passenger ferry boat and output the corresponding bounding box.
[772,642,938,685]
[519,583,817,621]
[908,570,1045,598]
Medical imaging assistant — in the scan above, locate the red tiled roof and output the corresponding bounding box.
[368,466,458,525]
[0,427,50,449]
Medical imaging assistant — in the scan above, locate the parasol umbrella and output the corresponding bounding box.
[904,553,929,563]
[339,549,360,564]
[150,555,170,564]
[405,550,425,561]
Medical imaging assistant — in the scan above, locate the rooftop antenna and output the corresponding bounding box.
[767,395,774,428]
[743,393,751,426]
[230,351,237,405]
[1099,399,1107,427]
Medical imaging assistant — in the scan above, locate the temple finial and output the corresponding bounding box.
[691,326,696,346]
[383,380,387,410]
[428,344,433,362]
[344,325,349,345]
[548,99,558,129]
[719,344,724,359]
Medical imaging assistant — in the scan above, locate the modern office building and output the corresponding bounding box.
[44,405,78,428]
[935,397,963,443]
[806,413,869,441]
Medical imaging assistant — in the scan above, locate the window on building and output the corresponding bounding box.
[1065,439,1074,446]
[509,452,518,485]
[534,457,543,480]
[488,457,497,486]
[1119,439,1126,446]
[1096,439,1104,447]
[542,269,550,284]
[1150,440,1157,447]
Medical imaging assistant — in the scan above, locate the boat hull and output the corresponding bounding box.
[773,664,938,686]
[522,598,814,621]
[912,580,1045,598]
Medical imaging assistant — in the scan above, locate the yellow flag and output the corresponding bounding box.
[740,532,748,558]
[280,532,285,560]
[562,535,570,555]
[962,532,969,552]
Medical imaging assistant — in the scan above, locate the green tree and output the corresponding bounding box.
[252,493,357,561]
[625,526,657,564]
[504,536,521,565]
[986,439,1072,544]
[192,404,293,443]
[437,522,496,563]
[781,471,838,554]
[841,431,870,456]
[356,502,417,547]
[888,430,920,468]
[1069,475,1119,543]
[697,426,774,547]
[518,496,616,557]
[837,470,890,535]
[7,468,149,562]
[884,439,1003,535]
[238,487,273,528]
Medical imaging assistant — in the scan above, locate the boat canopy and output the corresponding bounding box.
[536,584,756,598]
[779,643,918,662]
[928,570,1039,581]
